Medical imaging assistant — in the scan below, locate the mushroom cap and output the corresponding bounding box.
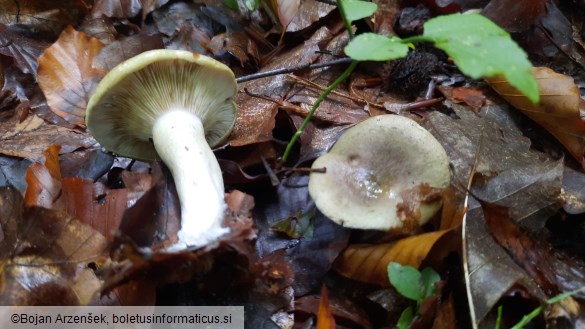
[86,49,238,161]
[308,115,451,230]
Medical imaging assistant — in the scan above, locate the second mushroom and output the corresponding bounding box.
[308,115,451,231]
[86,50,238,250]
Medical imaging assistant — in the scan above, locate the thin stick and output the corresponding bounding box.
[282,61,359,163]
[236,57,353,83]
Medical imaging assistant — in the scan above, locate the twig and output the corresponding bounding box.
[236,57,353,83]
[282,61,359,163]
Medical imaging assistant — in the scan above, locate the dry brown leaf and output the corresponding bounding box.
[486,67,585,167]
[0,1,89,38]
[0,114,96,161]
[0,187,109,305]
[24,145,62,207]
[333,229,459,286]
[37,26,105,127]
[269,0,301,30]
[60,178,128,241]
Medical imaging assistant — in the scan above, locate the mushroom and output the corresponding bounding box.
[308,115,450,230]
[86,49,237,250]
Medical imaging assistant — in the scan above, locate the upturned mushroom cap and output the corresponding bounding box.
[308,115,451,230]
[86,49,237,160]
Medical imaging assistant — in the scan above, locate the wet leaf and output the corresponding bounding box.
[486,67,585,168]
[230,26,335,146]
[333,229,459,286]
[91,0,143,19]
[24,145,62,208]
[0,1,89,39]
[93,33,164,71]
[481,0,546,32]
[316,285,336,329]
[425,103,563,229]
[256,175,351,296]
[37,26,105,127]
[285,0,336,33]
[269,0,300,29]
[0,25,48,75]
[483,201,585,298]
[60,178,128,241]
[0,187,109,305]
[0,115,96,161]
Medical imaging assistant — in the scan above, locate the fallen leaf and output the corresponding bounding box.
[485,67,585,168]
[333,229,459,286]
[481,0,546,32]
[37,26,105,127]
[0,115,96,161]
[269,0,301,30]
[0,186,109,305]
[255,175,351,296]
[230,26,335,146]
[92,33,165,71]
[425,103,563,229]
[295,293,372,329]
[0,25,48,75]
[24,145,62,207]
[60,178,128,241]
[483,201,585,298]
[285,0,335,33]
[0,1,89,38]
[316,285,336,329]
[91,0,142,19]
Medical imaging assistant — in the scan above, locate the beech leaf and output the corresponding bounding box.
[333,229,458,286]
[486,66,585,168]
[37,26,105,127]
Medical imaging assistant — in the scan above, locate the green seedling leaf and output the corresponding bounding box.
[397,306,415,329]
[271,208,316,239]
[224,0,238,10]
[388,262,423,301]
[419,267,440,299]
[345,33,409,61]
[244,0,259,11]
[422,13,539,103]
[340,0,378,22]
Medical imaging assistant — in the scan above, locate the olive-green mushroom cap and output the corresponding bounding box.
[86,49,238,161]
[308,115,451,230]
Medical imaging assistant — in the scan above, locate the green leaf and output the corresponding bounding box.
[340,0,378,22]
[397,306,415,329]
[345,33,409,61]
[419,267,440,299]
[388,262,423,301]
[224,0,239,10]
[271,208,316,239]
[422,13,539,103]
[243,0,259,11]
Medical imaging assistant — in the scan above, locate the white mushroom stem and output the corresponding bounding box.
[152,109,229,249]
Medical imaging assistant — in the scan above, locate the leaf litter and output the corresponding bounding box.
[0,0,585,328]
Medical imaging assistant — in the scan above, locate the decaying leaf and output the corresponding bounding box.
[0,25,48,75]
[486,67,585,168]
[333,229,459,286]
[0,186,109,305]
[24,145,62,208]
[0,115,96,161]
[483,201,585,298]
[0,1,89,38]
[316,285,336,329]
[37,26,105,127]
